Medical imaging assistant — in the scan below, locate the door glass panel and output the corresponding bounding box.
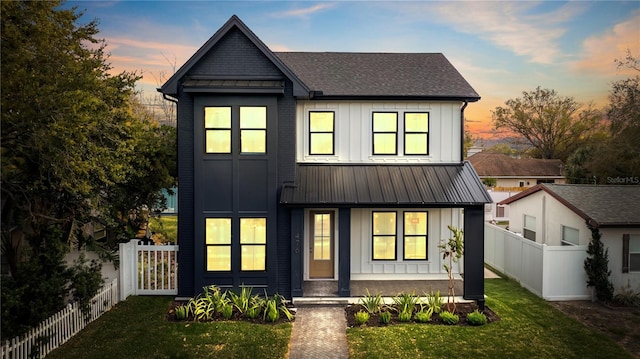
[313,213,331,260]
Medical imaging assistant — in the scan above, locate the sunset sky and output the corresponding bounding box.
[66,1,639,138]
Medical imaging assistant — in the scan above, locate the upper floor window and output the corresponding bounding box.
[372,112,397,155]
[404,113,429,155]
[561,226,579,246]
[240,107,266,153]
[205,107,231,153]
[523,214,536,241]
[309,111,334,155]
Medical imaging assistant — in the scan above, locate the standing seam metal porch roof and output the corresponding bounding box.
[280,162,491,207]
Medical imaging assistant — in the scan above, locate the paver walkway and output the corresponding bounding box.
[288,305,348,359]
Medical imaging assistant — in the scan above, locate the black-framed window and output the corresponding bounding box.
[404,112,429,155]
[403,212,428,260]
[240,106,266,153]
[204,107,232,153]
[372,112,397,155]
[240,218,266,271]
[372,211,397,260]
[309,111,335,155]
[205,218,232,271]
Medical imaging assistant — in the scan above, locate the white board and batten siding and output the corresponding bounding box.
[296,101,463,164]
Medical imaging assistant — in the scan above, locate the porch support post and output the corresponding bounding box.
[338,208,351,297]
[291,208,304,297]
[463,205,485,309]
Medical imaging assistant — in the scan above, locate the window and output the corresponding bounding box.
[372,212,396,260]
[626,234,640,272]
[523,215,536,241]
[240,107,266,153]
[404,212,427,260]
[496,205,505,218]
[204,107,231,153]
[309,112,334,155]
[372,112,397,155]
[240,218,266,271]
[404,113,429,155]
[205,218,231,271]
[561,226,579,246]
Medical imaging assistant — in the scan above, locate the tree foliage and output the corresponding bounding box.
[492,87,602,161]
[1,0,176,337]
[584,225,614,302]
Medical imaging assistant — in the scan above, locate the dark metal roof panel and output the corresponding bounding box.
[280,162,491,207]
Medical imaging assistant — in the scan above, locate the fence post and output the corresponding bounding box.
[119,240,138,301]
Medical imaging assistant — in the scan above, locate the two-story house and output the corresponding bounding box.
[160,15,491,307]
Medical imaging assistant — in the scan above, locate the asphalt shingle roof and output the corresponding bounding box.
[280,162,491,207]
[468,152,564,177]
[274,52,480,99]
[500,184,640,227]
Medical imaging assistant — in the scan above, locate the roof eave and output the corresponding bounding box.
[306,94,481,102]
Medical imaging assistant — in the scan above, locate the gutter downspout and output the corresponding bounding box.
[460,100,468,162]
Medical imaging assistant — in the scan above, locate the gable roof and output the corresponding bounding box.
[468,152,563,178]
[160,15,480,101]
[280,162,491,207]
[160,15,309,97]
[499,184,640,228]
[275,52,480,100]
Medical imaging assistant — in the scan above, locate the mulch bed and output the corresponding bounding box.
[345,302,500,327]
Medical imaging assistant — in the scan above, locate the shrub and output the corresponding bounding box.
[398,310,412,322]
[379,311,391,324]
[423,290,444,314]
[584,226,614,302]
[414,308,433,323]
[439,310,459,325]
[229,286,254,314]
[174,304,190,320]
[221,304,234,320]
[354,310,370,325]
[359,289,383,314]
[392,291,418,314]
[467,309,487,326]
[68,253,104,317]
[613,284,640,307]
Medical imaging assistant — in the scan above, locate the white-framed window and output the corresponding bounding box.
[523,215,536,241]
[561,226,579,246]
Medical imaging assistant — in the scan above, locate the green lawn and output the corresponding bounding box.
[347,278,633,359]
[150,215,177,243]
[47,296,291,359]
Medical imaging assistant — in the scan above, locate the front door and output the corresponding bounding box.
[309,211,334,279]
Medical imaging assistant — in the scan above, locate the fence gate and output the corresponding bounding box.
[119,239,178,300]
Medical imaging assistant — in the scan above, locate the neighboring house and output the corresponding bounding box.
[160,15,491,305]
[499,184,640,292]
[468,152,565,221]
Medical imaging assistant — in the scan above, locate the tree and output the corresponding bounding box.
[438,226,464,313]
[1,0,176,337]
[492,87,602,161]
[584,225,614,302]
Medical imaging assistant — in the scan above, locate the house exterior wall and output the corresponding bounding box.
[602,228,640,292]
[296,101,462,164]
[493,177,565,189]
[505,191,590,246]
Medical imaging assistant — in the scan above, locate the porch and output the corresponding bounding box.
[302,279,462,297]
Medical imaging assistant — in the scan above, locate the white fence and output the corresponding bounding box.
[119,239,179,300]
[484,223,591,301]
[1,278,119,359]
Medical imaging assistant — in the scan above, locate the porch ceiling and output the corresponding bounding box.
[280,162,491,207]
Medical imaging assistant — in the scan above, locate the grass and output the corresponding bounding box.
[47,296,291,359]
[150,215,177,243]
[347,278,633,359]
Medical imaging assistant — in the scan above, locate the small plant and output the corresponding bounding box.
[263,293,293,322]
[414,307,433,323]
[439,310,459,325]
[438,226,464,313]
[423,290,444,314]
[230,286,254,314]
[379,311,391,324]
[613,283,640,307]
[359,289,383,314]
[398,310,412,322]
[466,309,487,326]
[392,291,418,315]
[354,310,370,325]
[221,303,234,320]
[174,304,190,320]
[245,295,264,319]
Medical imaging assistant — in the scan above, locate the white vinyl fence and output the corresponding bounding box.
[484,223,592,301]
[119,239,178,300]
[1,278,119,359]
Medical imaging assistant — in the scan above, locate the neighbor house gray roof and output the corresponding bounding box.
[280,162,491,207]
[499,184,640,227]
[468,152,564,178]
[275,52,480,100]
